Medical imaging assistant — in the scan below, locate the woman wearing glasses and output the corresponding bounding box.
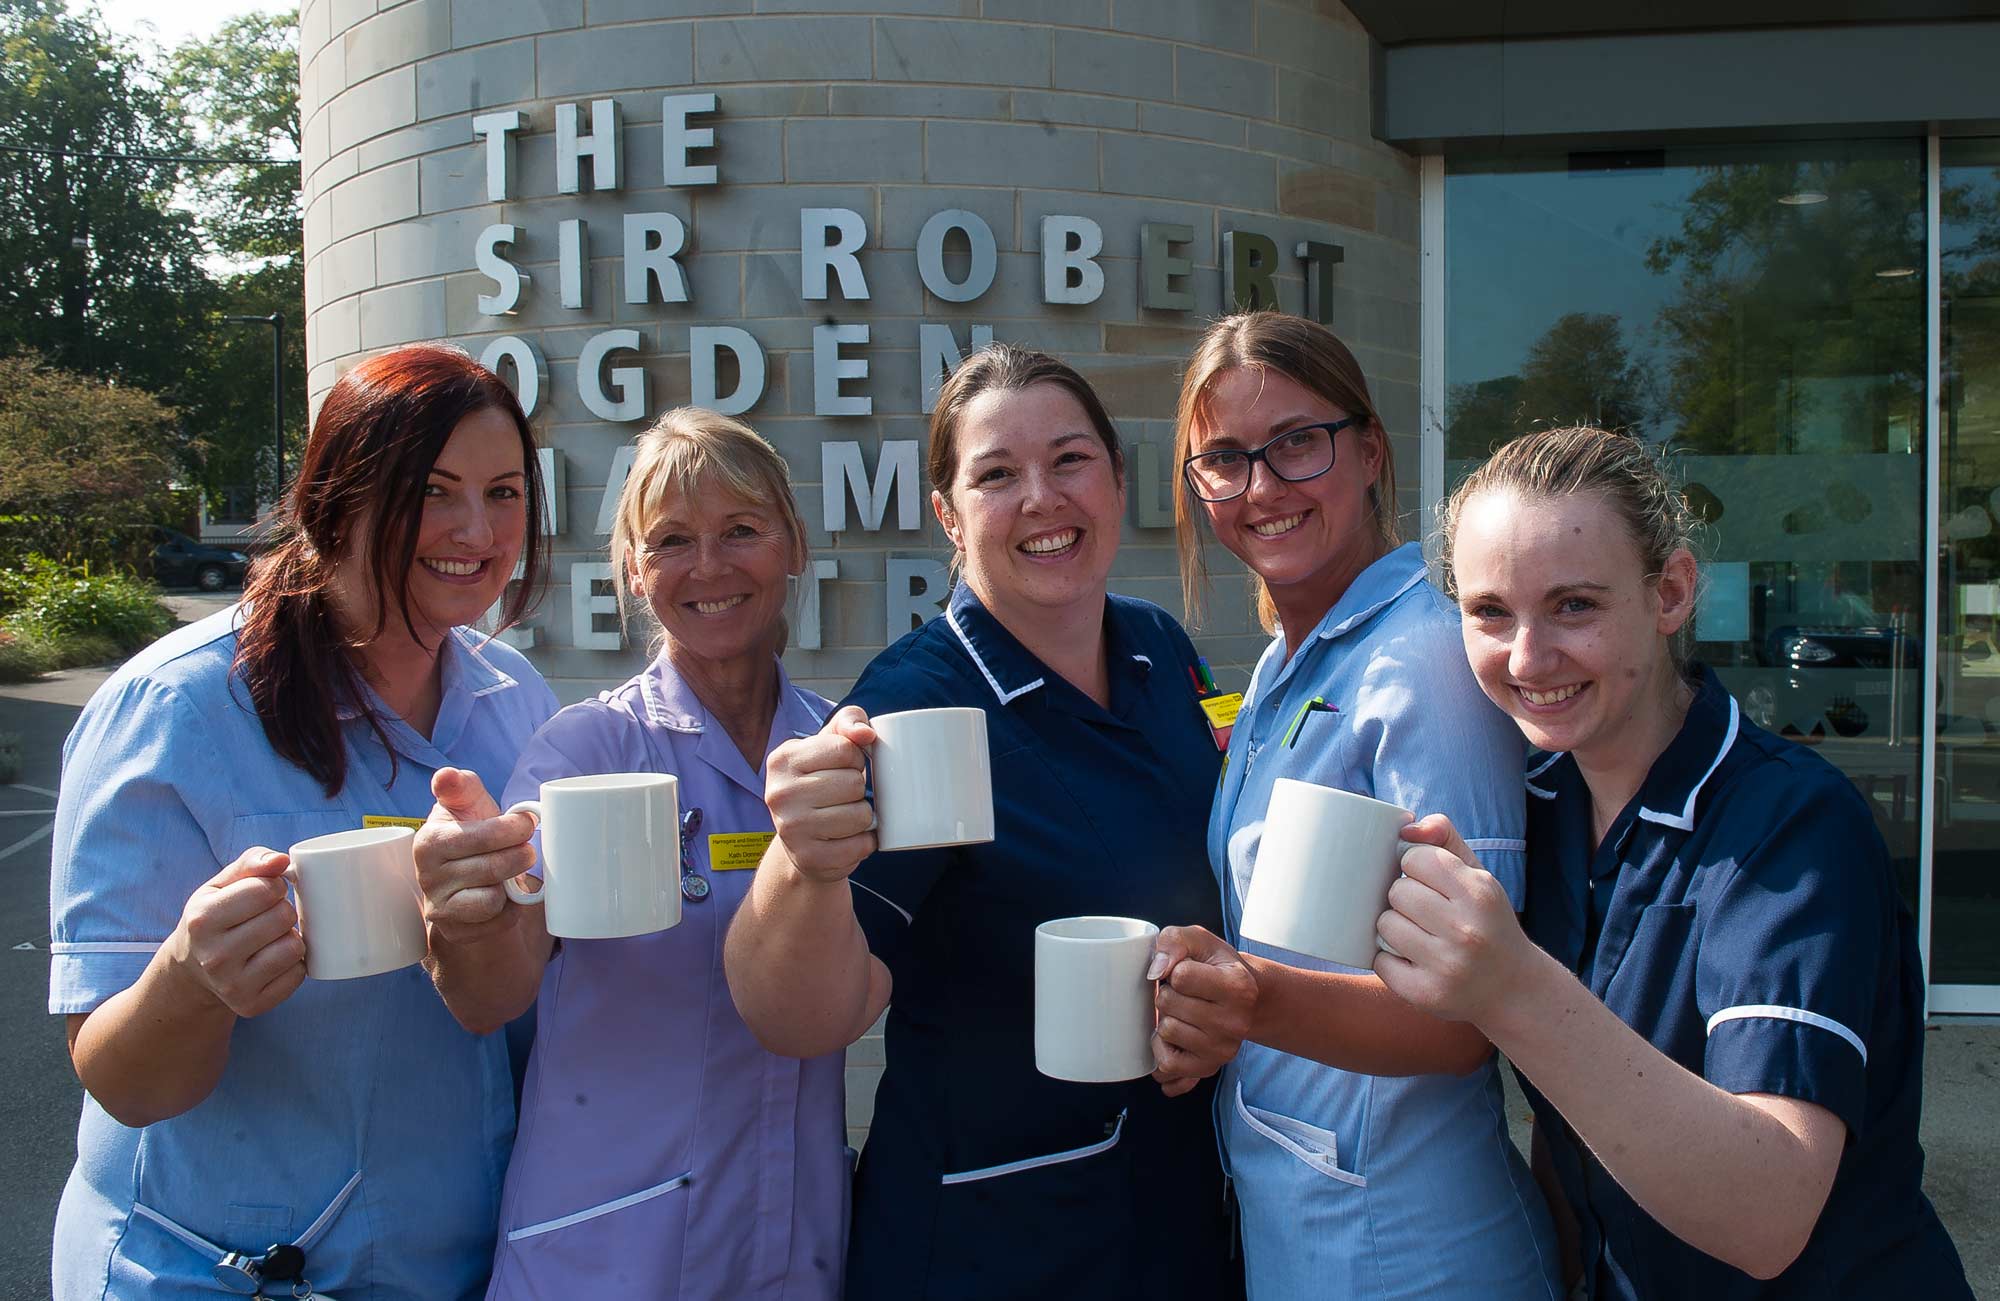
[1151,313,1560,1298]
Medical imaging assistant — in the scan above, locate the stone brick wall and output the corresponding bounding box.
[299,0,1419,1141]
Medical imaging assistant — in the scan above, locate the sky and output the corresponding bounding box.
[77,0,290,49]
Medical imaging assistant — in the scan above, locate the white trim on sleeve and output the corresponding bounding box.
[1705,1003,1867,1065]
[49,941,162,955]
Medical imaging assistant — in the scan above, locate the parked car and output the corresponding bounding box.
[150,527,250,592]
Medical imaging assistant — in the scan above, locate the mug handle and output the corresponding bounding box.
[1378,841,1417,959]
[502,800,546,906]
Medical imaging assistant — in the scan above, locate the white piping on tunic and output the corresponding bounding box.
[1638,697,1740,831]
[507,1172,691,1241]
[945,606,1043,705]
[939,1110,1126,1185]
[1706,1004,1867,1064]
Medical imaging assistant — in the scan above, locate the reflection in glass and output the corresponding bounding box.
[1935,139,2000,984]
[1445,143,1927,906]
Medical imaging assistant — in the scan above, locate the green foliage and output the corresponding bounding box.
[1,554,171,648]
[0,1,218,406]
[0,353,182,567]
[0,3,304,512]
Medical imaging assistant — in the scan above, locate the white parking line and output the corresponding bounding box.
[0,820,54,862]
[0,809,57,818]
[11,784,57,799]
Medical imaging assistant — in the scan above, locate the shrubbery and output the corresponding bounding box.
[0,556,174,682]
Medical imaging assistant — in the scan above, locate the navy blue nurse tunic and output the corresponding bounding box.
[840,583,1238,1301]
[1519,665,1969,1299]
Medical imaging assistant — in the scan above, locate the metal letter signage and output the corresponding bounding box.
[474,224,526,315]
[916,210,998,304]
[1141,222,1197,312]
[471,110,522,202]
[801,208,871,301]
[1224,230,1281,312]
[1041,216,1105,306]
[578,328,646,422]
[822,440,921,532]
[813,323,872,416]
[556,99,621,194]
[663,93,720,186]
[689,326,766,416]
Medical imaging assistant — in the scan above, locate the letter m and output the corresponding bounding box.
[822,440,921,532]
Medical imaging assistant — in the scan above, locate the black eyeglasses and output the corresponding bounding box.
[1181,417,1365,503]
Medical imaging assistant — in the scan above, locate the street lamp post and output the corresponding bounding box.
[223,313,285,503]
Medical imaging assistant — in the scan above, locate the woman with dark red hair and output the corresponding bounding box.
[47,343,556,1300]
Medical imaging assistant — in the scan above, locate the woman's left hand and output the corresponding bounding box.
[1373,815,1540,1026]
[1147,925,1258,1097]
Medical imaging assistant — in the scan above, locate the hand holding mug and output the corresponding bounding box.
[165,846,306,1019]
[764,705,878,885]
[1373,814,1539,1025]
[415,766,539,947]
[1147,925,1257,1097]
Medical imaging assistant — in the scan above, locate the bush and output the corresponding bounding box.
[0,556,173,668]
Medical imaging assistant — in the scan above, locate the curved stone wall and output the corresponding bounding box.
[298,0,1418,698]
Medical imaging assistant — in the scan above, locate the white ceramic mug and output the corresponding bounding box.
[870,707,995,852]
[286,825,429,981]
[1238,778,1415,969]
[504,772,681,939]
[1034,916,1160,1082]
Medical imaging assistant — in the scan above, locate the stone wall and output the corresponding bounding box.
[299,0,1420,708]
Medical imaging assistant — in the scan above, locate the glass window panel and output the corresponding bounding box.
[1445,141,1927,908]
[1935,137,2000,985]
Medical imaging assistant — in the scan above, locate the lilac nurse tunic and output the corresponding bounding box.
[485,652,847,1300]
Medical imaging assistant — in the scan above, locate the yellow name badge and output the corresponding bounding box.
[362,815,427,831]
[708,832,776,871]
[1199,693,1244,730]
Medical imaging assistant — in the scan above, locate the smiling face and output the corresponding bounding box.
[333,403,530,644]
[625,485,803,664]
[934,382,1125,623]
[1452,486,1695,765]
[1192,366,1386,625]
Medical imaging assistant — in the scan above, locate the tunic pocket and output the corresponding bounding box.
[491,1172,692,1301]
[1233,1083,1367,1187]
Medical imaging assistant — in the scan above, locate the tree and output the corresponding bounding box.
[0,1,216,401]
[1443,314,1648,460]
[1514,312,1649,435]
[1645,154,1926,456]
[0,353,183,566]
[170,7,305,513]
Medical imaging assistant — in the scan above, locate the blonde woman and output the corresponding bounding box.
[414,409,848,1298]
[1380,426,1969,1297]
[1152,312,1559,1299]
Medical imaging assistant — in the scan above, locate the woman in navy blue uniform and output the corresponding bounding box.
[1375,426,1968,1298]
[726,346,1245,1300]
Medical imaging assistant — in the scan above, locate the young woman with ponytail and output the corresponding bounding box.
[48,343,557,1300]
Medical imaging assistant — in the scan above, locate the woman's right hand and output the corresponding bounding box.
[163,846,306,1019]
[414,767,539,948]
[765,704,879,884]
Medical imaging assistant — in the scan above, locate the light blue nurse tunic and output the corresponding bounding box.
[48,607,557,1300]
[1211,543,1561,1300]
[486,651,849,1300]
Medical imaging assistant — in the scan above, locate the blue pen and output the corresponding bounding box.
[1196,656,1218,692]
